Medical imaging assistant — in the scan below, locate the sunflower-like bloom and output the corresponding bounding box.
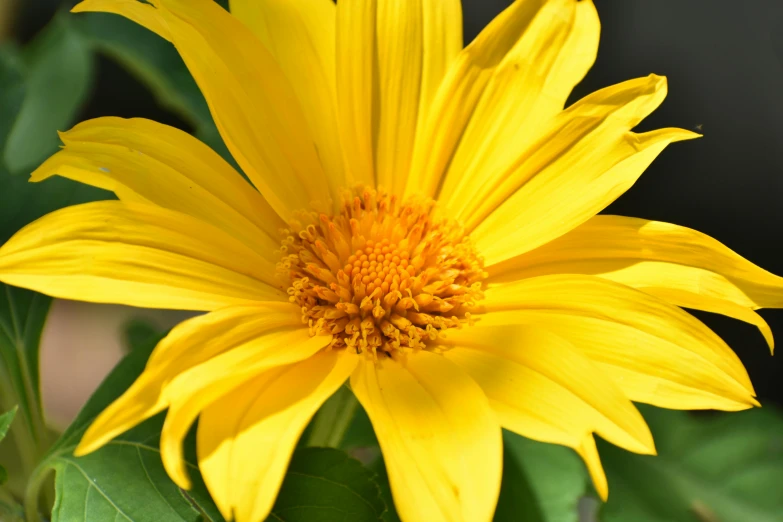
[1,0,780,520]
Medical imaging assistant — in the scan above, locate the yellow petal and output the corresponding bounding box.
[335,0,375,187]
[72,0,172,41]
[646,289,774,352]
[159,328,330,488]
[470,75,700,265]
[34,117,283,258]
[75,303,302,456]
[374,0,424,195]
[336,0,462,194]
[575,436,607,501]
[406,0,597,200]
[488,215,783,351]
[441,325,655,500]
[477,274,758,411]
[0,201,284,310]
[228,0,346,200]
[198,349,357,522]
[416,0,462,137]
[351,351,501,522]
[73,0,330,218]
[436,0,600,215]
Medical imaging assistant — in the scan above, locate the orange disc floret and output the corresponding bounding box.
[278,187,486,358]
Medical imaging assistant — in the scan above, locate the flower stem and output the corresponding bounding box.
[23,464,49,522]
[306,385,358,449]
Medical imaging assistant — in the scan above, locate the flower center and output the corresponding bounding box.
[278,187,486,359]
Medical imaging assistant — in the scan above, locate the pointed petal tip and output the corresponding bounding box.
[656,127,704,142]
[765,331,775,355]
[73,423,106,457]
[161,435,194,490]
[634,127,702,145]
[632,426,657,457]
[72,440,92,458]
[576,436,609,502]
[73,418,121,458]
[615,410,656,457]
[647,73,667,89]
[644,439,658,457]
[674,128,703,141]
[595,477,609,502]
[625,73,667,99]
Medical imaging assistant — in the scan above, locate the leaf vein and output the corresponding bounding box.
[136,445,188,519]
[60,461,133,521]
[286,470,378,512]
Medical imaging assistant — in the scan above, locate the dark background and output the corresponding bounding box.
[14,0,783,406]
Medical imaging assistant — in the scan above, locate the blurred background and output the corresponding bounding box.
[3,0,783,429]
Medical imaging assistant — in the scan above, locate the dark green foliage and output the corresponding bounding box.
[600,406,783,522]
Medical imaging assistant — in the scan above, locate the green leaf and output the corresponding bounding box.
[337,407,395,522]
[340,400,379,455]
[72,11,236,167]
[339,407,589,522]
[29,329,388,522]
[306,385,360,448]
[27,333,223,522]
[0,27,108,246]
[73,12,209,130]
[0,168,108,244]
[46,416,223,522]
[0,45,25,147]
[0,20,109,489]
[122,318,163,354]
[0,96,108,495]
[0,406,16,444]
[0,405,17,485]
[267,447,386,522]
[0,286,52,420]
[0,493,24,522]
[3,12,94,174]
[0,285,54,492]
[495,431,588,522]
[599,406,783,522]
[366,463,400,522]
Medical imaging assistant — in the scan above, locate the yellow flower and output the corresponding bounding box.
[0,0,780,520]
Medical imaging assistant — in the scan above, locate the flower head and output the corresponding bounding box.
[1,0,781,521]
[284,187,485,356]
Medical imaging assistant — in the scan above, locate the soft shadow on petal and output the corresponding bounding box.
[75,303,302,456]
[436,0,600,214]
[34,117,283,258]
[228,0,347,200]
[487,215,783,352]
[73,0,331,218]
[351,351,502,522]
[470,76,699,264]
[440,324,655,500]
[158,329,331,488]
[406,0,598,201]
[197,349,357,522]
[0,201,286,310]
[475,274,759,411]
[336,0,462,194]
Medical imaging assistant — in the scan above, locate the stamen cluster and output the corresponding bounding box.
[278,187,486,358]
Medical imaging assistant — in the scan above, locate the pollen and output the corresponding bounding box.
[278,187,486,359]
